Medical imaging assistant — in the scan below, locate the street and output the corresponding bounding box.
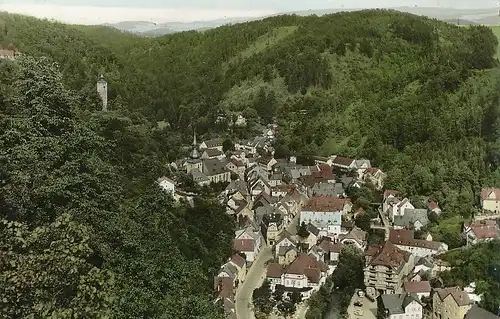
[346,291,377,319]
[235,245,272,319]
[235,213,302,319]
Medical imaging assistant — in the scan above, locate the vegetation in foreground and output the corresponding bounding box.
[0,8,500,317]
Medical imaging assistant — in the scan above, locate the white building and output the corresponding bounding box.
[300,197,345,238]
[379,293,423,319]
[403,281,432,300]
[157,176,175,193]
[389,229,448,258]
[97,74,108,111]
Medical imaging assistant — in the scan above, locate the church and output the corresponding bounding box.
[184,131,231,186]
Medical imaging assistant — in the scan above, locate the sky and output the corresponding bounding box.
[0,0,499,24]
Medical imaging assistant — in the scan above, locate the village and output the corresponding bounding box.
[155,121,500,319]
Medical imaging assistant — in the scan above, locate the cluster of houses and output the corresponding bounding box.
[156,126,500,319]
[372,191,500,319]
[0,48,19,60]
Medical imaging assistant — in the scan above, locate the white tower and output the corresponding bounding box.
[97,74,108,111]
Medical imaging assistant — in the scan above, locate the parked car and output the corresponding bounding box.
[354,301,363,307]
[357,290,365,298]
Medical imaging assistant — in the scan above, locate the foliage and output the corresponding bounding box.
[253,280,274,315]
[439,240,500,313]
[0,214,115,318]
[332,246,365,314]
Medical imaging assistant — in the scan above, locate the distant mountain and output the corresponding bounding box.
[102,6,500,36]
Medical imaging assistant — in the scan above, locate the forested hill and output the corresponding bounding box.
[1,9,500,317]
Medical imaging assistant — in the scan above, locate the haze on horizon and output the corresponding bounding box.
[1,0,499,25]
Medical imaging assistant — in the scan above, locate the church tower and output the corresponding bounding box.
[185,128,202,174]
[97,74,108,111]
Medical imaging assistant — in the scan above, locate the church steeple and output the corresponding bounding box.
[189,128,200,159]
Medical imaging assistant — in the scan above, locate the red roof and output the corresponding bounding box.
[383,190,400,200]
[233,238,255,252]
[481,188,500,201]
[318,238,342,253]
[403,281,432,293]
[230,254,246,268]
[364,167,381,175]
[285,253,328,279]
[428,200,440,211]
[303,196,350,212]
[365,241,410,269]
[267,263,284,278]
[214,277,234,299]
[389,229,415,242]
[332,156,355,166]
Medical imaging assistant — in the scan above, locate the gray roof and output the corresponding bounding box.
[394,209,429,228]
[278,245,297,256]
[191,168,209,182]
[203,158,228,176]
[380,293,422,316]
[311,182,344,197]
[464,305,500,319]
[306,223,320,236]
[220,263,238,279]
[355,159,371,169]
[415,256,434,268]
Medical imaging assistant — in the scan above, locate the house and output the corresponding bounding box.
[480,188,500,213]
[355,159,372,177]
[278,246,299,266]
[235,139,259,155]
[389,198,414,222]
[363,167,387,190]
[300,196,352,237]
[432,287,472,319]
[235,227,261,253]
[318,237,342,266]
[308,182,344,198]
[257,156,277,172]
[232,200,253,221]
[202,158,231,184]
[266,253,328,299]
[200,138,223,151]
[339,227,367,251]
[428,200,442,215]
[378,293,423,319]
[228,254,247,283]
[0,49,16,60]
[464,282,483,304]
[464,305,500,319]
[214,276,235,301]
[262,212,284,246]
[383,190,401,215]
[157,176,175,193]
[393,209,429,231]
[233,238,258,264]
[331,155,356,171]
[226,158,246,178]
[269,173,284,187]
[364,241,415,298]
[271,185,294,200]
[191,168,211,186]
[462,219,500,246]
[300,223,320,248]
[217,263,239,288]
[201,148,225,160]
[389,229,448,258]
[275,231,297,255]
[403,281,432,300]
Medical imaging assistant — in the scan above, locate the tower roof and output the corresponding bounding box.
[98,74,106,82]
[189,128,200,159]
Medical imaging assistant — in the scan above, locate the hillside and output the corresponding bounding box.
[1,9,500,317]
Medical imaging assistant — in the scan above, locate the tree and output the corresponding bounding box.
[253,280,273,315]
[223,138,234,153]
[355,213,371,232]
[0,214,115,318]
[277,299,297,318]
[297,222,310,238]
[332,245,365,310]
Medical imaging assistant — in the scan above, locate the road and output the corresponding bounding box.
[346,291,377,319]
[235,245,272,319]
[235,213,301,319]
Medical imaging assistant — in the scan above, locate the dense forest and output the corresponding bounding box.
[0,8,500,317]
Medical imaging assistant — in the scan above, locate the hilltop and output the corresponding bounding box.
[1,9,500,317]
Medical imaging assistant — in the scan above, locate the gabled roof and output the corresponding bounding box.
[403,281,431,293]
[233,238,255,252]
[230,254,246,268]
[306,223,320,236]
[383,190,400,200]
[332,156,355,166]
[203,148,224,157]
[276,230,297,246]
[303,196,350,212]
[389,229,445,250]
[435,287,471,307]
[428,200,441,211]
[201,138,223,148]
[365,241,411,269]
[284,253,328,282]
[318,238,342,253]
[464,305,500,319]
[203,158,228,176]
[464,219,500,239]
[267,263,284,278]
[481,187,500,200]
[393,209,429,228]
[380,293,421,316]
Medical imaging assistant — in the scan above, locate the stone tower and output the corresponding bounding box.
[97,74,108,111]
